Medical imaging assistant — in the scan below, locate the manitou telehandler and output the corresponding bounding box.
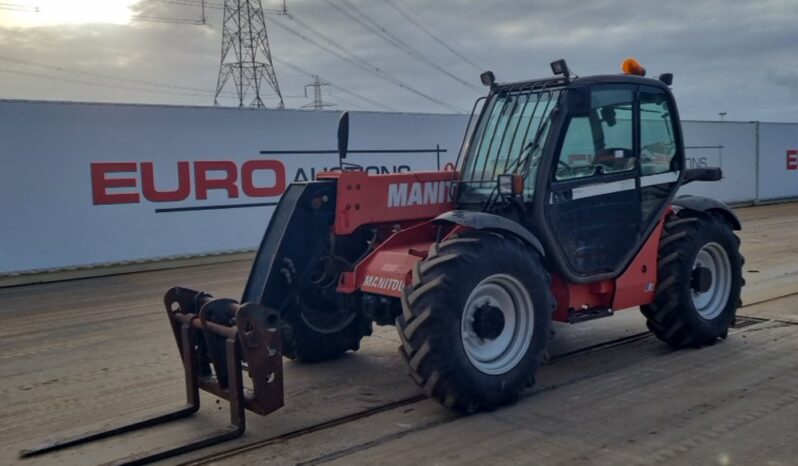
[22,59,743,464]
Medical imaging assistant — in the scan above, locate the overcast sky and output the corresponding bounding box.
[1,0,796,121]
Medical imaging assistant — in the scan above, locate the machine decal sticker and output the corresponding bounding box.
[363,275,405,292]
[387,181,454,207]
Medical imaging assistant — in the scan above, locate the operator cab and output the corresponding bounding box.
[456,59,685,283]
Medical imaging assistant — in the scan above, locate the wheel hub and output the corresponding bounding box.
[691,242,732,320]
[472,303,505,340]
[691,266,713,294]
[460,274,534,375]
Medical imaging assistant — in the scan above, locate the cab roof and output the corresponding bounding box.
[491,73,671,93]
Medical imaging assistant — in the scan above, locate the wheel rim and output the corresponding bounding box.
[691,242,732,320]
[461,274,534,375]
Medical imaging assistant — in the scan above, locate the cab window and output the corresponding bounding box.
[640,89,678,175]
[555,88,635,181]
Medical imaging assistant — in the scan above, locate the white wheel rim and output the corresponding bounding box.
[461,274,534,375]
[691,242,732,320]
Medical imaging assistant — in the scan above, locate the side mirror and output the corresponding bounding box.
[337,111,349,161]
[682,167,722,184]
[565,87,590,116]
[498,174,524,197]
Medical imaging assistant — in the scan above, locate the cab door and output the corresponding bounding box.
[545,85,641,276]
[543,84,681,278]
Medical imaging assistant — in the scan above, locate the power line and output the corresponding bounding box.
[321,0,480,93]
[393,0,491,67]
[276,15,460,112]
[328,92,366,110]
[0,67,217,98]
[147,0,223,9]
[132,15,206,25]
[381,0,485,72]
[273,14,465,112]
[3,2,459,112]
[272,56,395,111]
[15,32,212,73]
[0,2,37,12]
[11,26,389,111]
[0,54,242,97]
[133,0,218,25]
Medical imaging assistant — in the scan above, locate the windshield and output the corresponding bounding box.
[458,85,562,203]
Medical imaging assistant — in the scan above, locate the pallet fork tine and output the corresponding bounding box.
[19,287,283,466]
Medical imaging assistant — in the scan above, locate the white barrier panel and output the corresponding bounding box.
[1,100,796,275]
[677,121,758,203]
[757,123,798,201]
[0,100,466,274]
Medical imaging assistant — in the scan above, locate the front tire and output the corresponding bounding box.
[641,211,744,348]
[396,232,554,413]
[281,307,372,363]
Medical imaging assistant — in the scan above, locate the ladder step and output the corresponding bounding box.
[568,307,614,324]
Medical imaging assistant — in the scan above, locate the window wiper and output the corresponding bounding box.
[480,141,536,211]
[506,141,535,173]
[481,117,552,210]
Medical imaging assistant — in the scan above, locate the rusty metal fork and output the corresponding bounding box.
[18,287,283,466]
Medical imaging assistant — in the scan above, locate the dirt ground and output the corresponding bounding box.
[1,202,797,466]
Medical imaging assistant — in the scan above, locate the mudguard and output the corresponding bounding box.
[432,210,546,256]
[672,195,742,230]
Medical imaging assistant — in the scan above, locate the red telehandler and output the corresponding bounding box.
[22,59,743,464]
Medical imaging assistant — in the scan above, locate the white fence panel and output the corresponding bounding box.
[757,122,798,201]
[677,121,758,204]
[1,100,797,276]
[0,100,466,274]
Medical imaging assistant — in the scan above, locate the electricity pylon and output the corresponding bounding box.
[301,75,335,111]
[214,0,285,109]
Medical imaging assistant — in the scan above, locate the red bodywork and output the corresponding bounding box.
[319,170,456,297]
[318,170,457,235]
[322,170,668,321]
[549,213,666,321]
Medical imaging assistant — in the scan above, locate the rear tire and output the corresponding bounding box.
[641,211,744,348]
[396,232,554,413]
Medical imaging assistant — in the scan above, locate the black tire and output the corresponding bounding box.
[396,232,554,413]
[281,305,372,363]
[641,210,744,348]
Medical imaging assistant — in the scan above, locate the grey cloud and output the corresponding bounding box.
[0,0,796,121]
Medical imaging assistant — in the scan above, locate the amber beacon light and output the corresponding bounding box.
[621,58,647,76]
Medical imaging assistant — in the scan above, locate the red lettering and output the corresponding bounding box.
[194,161,239,200]
[90,162,139,205]
[241,160,286,197]
[141,161,191,202]
[787,150,798,171]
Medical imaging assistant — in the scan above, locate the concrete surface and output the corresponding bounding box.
[0,202,796,465]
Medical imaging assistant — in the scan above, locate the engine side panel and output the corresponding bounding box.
[338,221,439,298]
